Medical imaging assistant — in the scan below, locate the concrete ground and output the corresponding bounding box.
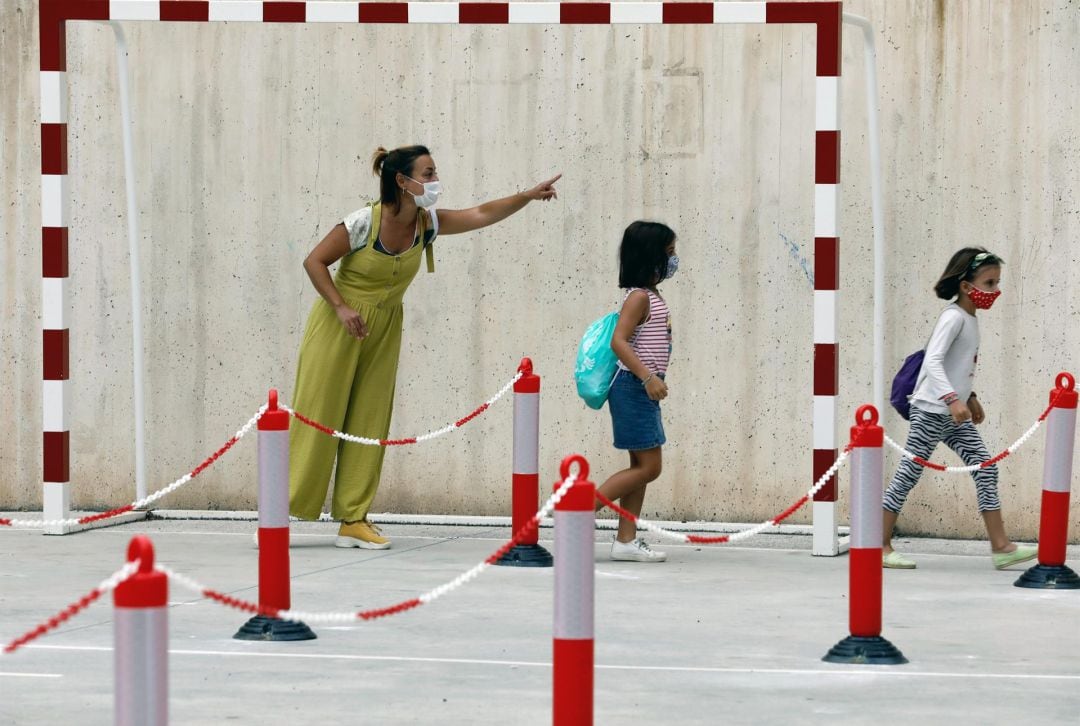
[2,517,1079,725]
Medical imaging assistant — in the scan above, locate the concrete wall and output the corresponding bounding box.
[2,0,1078,541]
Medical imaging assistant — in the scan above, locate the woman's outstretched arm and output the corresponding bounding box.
[437,174,561,235]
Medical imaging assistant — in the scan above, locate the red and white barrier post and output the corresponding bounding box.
[1017,372,1079,589]
[553,454,595,725]
[114,535,168,726]
[497,358,553,567]
[823,405,907,665]
[235,389,315,640]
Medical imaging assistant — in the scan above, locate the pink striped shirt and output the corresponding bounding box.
[617,288,672,375]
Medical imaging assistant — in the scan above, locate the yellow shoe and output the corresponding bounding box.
[335,520,391,550]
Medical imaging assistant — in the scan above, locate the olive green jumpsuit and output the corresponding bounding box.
[289,207,431,521]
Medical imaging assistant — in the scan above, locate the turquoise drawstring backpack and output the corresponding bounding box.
[574,312,620,409]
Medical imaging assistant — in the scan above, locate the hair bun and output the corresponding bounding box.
[371,147,389,176]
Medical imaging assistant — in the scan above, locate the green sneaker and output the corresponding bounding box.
[992,546,1037,570]
[882,551,916,569]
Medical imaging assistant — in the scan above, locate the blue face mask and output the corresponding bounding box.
[664,254,679,279]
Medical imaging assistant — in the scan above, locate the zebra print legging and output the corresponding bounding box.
[883,405,1001,513]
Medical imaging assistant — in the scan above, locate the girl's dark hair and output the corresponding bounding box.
[371,145,431,206]
[934,247,1005,300]
[618,221,677,288]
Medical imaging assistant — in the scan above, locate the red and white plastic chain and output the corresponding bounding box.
[159,473,578,626]
[1,561,140,654]
[594,445,854,545]
[883,393,1059,473]
[0,407,267,529]
[283,371,522,447]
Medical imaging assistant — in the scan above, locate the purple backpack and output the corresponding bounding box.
[890,350,925,420]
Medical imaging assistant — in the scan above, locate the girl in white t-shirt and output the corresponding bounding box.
[882,247,1035,571]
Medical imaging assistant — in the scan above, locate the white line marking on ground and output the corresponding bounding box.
[596,570,641,580]
[35,527,1072,559]
[0,671,63,678]
[81,529,817,554]
[87,530,479,542]
[24,646,1080,680]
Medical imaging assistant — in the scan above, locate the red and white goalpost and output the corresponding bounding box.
[38,0,844,553]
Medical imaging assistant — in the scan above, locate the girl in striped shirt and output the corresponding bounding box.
[595,221,677,563]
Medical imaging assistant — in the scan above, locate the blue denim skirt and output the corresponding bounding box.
[608,369,666,451]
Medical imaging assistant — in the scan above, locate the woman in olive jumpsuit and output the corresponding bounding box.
[290,145,560,549]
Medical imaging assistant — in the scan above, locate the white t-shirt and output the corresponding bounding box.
[341,205,439,252]
[911,303,979,415]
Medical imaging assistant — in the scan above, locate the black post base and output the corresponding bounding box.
[234,615,317,641]
[823,635,908,665]
[1014,563,1080,590]
[494,543,553,568]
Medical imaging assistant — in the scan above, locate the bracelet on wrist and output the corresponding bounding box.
[943,393,959,405]
[641,373,654,386]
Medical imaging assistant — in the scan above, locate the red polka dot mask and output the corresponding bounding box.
[968,285,1001,310]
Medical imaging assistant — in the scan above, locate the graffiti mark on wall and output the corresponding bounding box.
[779,232,814,288]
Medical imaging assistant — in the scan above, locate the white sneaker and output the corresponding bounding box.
[610,537,666,562]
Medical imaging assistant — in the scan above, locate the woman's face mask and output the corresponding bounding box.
[406,176,441,209]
